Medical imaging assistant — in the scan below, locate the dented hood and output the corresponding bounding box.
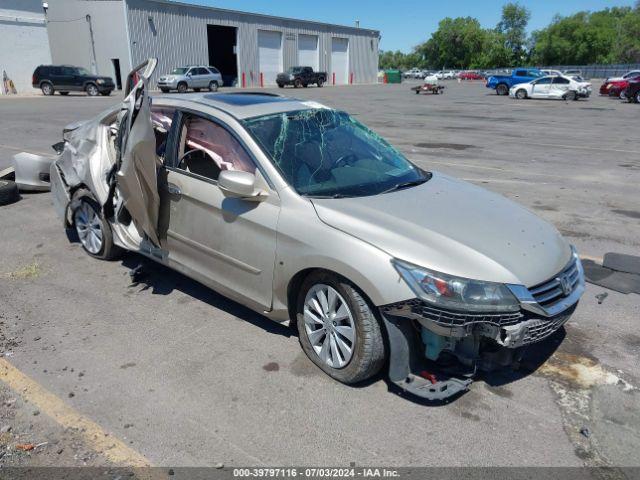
[311,172,571,287]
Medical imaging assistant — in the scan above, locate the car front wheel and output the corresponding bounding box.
[209,81,219,92]
[71,190,121,260]
[177,82,188,93]
[296,272,386,384]
[515,89,527,99]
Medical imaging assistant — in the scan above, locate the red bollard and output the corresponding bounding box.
[350,72,354,84]
[383,73,388,84]
[332,72,336,85]
[242,72,246,88]
[260,72,264,88]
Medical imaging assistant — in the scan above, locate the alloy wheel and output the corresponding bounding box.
[74,202,103,254]
[86,84,99,96]
[303,284,356,369]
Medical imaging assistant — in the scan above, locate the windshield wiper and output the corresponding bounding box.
[380,178,429,195]
[307,193,350,199]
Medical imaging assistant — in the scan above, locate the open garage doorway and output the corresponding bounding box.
[207,25,238,87]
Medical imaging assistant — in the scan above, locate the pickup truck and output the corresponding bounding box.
[277,66,327,88]
[486,68,544,95]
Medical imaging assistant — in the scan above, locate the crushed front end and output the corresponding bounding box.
[381,250,585,401]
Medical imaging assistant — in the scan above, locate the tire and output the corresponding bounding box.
[208,81,219,92]
[59,91,69,96]
[160,88,170,93]
[496,84,509,96]
[619,90,627,101]
[515,89,527,100]
[636,91,640,104]
[296,271,386,384]
[0,180,20,206]
[177,82,188,94]
[564,91,577,101]
[71,189,122,261]
[294,79,303,88]
[40,82,54,96]
[85,83,99,96]
[317,79,324,88]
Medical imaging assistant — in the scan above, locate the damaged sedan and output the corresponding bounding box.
[50,59,585,401]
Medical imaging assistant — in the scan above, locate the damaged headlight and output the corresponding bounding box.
[392,259,520,313]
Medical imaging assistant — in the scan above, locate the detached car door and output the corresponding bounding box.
[163,109,280,310]
[114,58,162,247]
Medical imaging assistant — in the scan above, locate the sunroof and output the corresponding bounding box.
[203,93,292,106]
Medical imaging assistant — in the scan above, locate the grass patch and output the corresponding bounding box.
[7,261,42,280]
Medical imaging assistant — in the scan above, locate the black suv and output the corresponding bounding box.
[32,65,115,96]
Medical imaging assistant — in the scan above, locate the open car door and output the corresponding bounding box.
[114,58,161,247]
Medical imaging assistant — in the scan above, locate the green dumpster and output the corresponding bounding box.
[384,70,402,84]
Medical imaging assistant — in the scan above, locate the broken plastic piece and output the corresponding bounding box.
[16,443,35,451]
[129,264,146,282]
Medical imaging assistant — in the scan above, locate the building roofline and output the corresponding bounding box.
[125,0,380,36]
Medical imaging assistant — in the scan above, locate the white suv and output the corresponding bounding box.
[157,66,223,93]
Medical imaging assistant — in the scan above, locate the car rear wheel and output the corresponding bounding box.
[317,79,324,88]
[496,84,509,96]
[85,83,99,96]
[177,82,188,93]
[40,82,54,96]
[296,272,386,384]
[208,81,219,92]
[277,83,284,88]
[564,91,577,101]
[294,79,303,88]
[72,190,121,261]
[515,89,527,99]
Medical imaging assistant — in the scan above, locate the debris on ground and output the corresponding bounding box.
[595,292,608,304]
[15,443,35,451]
[128,264,146,283]
[580,427,591,438]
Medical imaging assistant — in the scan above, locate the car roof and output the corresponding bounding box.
[153,92,326,120]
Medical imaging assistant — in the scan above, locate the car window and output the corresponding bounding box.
[208,67,220,74]
[534,77,552,85]
[553,77,570,85]
[61,67,76,75]
[175,113,256,182]
[195,68,209,75]
[243,109,428,198]
[528,70,542,77]
[151,106,176,161]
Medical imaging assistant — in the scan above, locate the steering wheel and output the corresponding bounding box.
[177,149,203,169]
[334,153,358,168]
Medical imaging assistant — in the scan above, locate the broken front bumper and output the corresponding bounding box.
[381,257,585,401]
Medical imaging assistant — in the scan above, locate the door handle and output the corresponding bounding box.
[167,183,182,196]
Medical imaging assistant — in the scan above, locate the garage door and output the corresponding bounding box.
[258,30,283,86]
[298,34,319,71]
[331,37,349,85]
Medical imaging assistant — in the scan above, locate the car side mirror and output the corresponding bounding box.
[218,170,267,201]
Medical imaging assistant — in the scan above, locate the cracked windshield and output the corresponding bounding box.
[244,109,429,198]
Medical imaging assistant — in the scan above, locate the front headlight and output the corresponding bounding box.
[96,79,105,85]
[392,259,520,312]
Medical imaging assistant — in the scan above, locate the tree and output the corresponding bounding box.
[415,17,487,69]
[497,2,531,64]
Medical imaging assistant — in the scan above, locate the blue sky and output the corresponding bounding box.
[180,0,636,52]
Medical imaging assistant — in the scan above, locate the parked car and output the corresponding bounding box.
[435,70,456,80]
[458,71,484,80]
[157,66,223,93]
[541,69,563,77]
[624,78,640,103]
[604,70,640,83]
[486,68,544,95]
[50,58,585,402]
[600,75,640,98]
[276,66,327,88]
[562,69,583,77]
[510,75,589,100]
[402,68,424,79]
[32,65,115,96]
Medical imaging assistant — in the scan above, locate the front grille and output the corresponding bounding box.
[420,304,524,328]
[520,304,576,344]
[529,258,580,309]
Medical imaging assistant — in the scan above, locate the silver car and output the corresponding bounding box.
[157,65,223,93]
[50,59,585,401]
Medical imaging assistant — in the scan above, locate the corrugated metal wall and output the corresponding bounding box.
[124,0,379,87]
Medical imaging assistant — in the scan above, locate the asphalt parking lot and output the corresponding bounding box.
[0,81,639,469]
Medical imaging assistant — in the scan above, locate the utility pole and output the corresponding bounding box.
[86,14,98,74]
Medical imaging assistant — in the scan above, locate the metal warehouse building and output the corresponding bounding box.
[45,0,380,89]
